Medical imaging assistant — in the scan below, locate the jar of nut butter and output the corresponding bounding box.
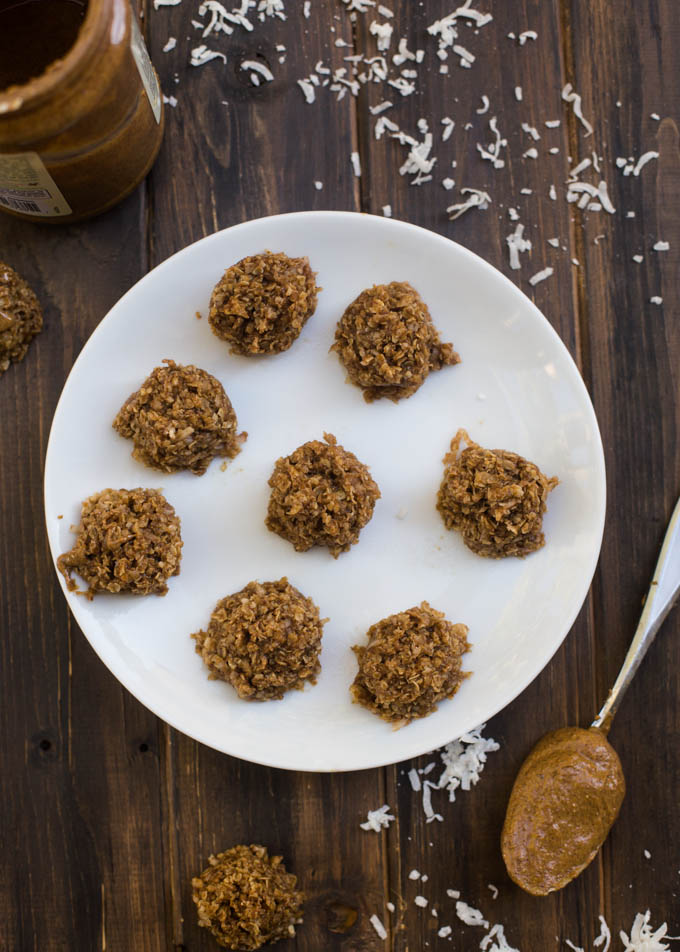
[0,0,164,223]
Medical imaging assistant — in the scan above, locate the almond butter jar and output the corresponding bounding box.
[0,0,164,223]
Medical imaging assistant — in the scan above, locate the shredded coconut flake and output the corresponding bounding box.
[449,43,475,69]
[620,911,679,951]
[476,94,490,114]
[518,29,537,44]
[594,915,612,952]
[633,254,644,263]
[545,118,561,127]
[297,78,316,103]
[241,59,274,82]
[162,93,178,106]
[382,204,392,217]
[477,116,507,168]
[432,724,500,803]
[569,156,592,180]
[653,241,670,251]
[370,100,393,114]
[439,925,453,938]
[391,124,437,184]
[422,781,444,823]
[506,222,532,270]
[370,914,387,939]
[427,1,493,67]
[197,0,255,39]
[162,36,177,51]
[350,151,362,177]
[515,86,523,101]
[562,82,593,136]
[441,117,455,141]
[566,179,616,214]
[487,884,498,899]
[341,0,375,10]
[314,180,323,190]
[529,266,554,286]
[386,901,395,913]
[360,804,395,831]
[521,122,540,141]
[415,895,429,908]
[650,296,663,305]
[618,150,660,177]
[481,923,520,951]
[456,901,489,929]
[190,44,227,65]
[370,19,394,51]
[409,869,421,880]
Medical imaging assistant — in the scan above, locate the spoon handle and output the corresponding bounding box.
[592,493,680,733]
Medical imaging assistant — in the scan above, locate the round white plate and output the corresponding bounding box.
[44,211,605,772]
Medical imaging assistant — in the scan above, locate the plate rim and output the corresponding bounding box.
[43,209,607,772]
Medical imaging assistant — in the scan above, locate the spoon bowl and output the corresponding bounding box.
[501,726,624,896]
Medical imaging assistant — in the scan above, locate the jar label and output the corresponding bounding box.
[0,152,72,216]
[130,15,162,125]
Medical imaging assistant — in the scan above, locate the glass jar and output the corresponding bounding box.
[0,0,164,223]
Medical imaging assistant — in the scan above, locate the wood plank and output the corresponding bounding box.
[351,0,621,946]
[566,0,680,942]
[144,3,388,948]
[0,199,168,950]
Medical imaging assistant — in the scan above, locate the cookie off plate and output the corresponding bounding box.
[44,210,605,771]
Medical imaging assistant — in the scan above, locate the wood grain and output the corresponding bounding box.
[0,198,168,952]
[0,0,678,948]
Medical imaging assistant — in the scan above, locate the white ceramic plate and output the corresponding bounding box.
[44,211,605,772]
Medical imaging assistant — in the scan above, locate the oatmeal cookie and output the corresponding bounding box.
[192,578,326,700]
[266,433,380,557]
[208,251,319,355]
[332,281,459,401]
[351,602,470,724]
[437,429,558,558]
[57,488,182,598]
[192,844,303,950]
[0,261,43,374]
[113,359,246,475]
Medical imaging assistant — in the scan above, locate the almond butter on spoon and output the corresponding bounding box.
[501,494,680,896]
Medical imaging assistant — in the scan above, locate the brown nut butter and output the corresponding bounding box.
[0,0,164,223]
[501,727,625,896]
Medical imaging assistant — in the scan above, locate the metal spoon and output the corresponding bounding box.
[501,493,680,896]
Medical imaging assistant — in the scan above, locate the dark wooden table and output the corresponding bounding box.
[2,1,679,949]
